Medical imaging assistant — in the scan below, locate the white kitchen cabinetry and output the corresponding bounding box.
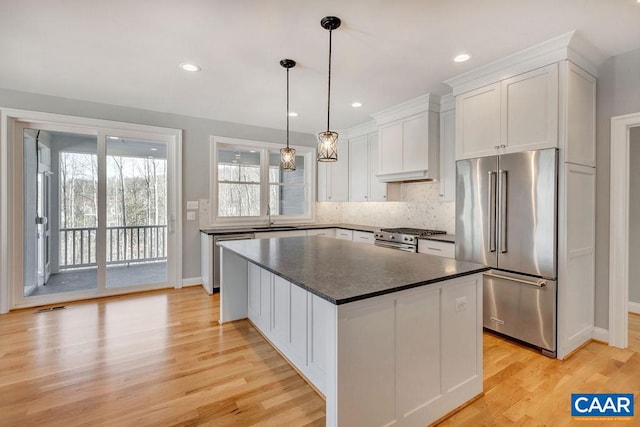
[446,33,599,359]
[439,95,456,202]
[307,228,336,238]
[348,127,390,202]
[246,264,332,394]
[418,239,455,259]
[352,230,375,245]
[335,229,353,241]
[372,94,440,182]
[455,64,559,160]
[317,139,349,201]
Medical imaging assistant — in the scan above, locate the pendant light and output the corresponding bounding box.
[280,59,296,171]
[317,16,341,162]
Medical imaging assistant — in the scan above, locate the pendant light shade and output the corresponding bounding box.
[317,16,341,162]
[280,59,296,171]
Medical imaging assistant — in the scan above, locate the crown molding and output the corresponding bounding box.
[345,120,377,139]
[439,93,455,112]
[444,30,605,96]
[371,93,440,126]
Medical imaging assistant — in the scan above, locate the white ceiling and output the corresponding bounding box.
[1,0,639,134]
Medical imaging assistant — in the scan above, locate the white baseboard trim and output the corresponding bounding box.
[629,301,640,315]
[182,277,203,287]
[592,327,609,343]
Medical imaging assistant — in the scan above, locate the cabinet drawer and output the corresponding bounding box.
[335,229,354,240]
[307,228,336,238]
[353,230,374,244]
[418,239,455,258]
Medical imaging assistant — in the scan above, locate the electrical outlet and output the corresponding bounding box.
[455,296,467,312]
[186,200,199,210]
[186,211,196,221]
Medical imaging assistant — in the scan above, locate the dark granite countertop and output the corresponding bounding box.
[219,236,487,305]
[200,223,380,235]
[418,233,456,244]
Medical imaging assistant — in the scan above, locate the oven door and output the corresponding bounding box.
[374,240,417,252]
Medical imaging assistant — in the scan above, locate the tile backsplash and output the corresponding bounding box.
[316,181,455,233]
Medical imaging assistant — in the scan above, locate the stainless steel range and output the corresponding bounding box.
[374,228,447,252]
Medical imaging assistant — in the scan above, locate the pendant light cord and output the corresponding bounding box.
[286,66,290,149]
[326,28,332,132]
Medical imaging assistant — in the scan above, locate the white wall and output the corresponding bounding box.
[629,127,640,305]
[316,181,455,233]
[595,47,640,328]
[0,88,317,280]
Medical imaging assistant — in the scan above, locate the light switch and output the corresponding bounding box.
[187,211,196,221]
[186,200,199,210]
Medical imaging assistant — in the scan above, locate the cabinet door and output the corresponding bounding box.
[259,268,272,332]
[379,122,403,174]
[402,113,429,172]
[456,82,501,159]
[327,139,350,201]
[368,132,387,201]
[272,275,290,346]
[248,263,261,323]
[349,135,369,202]
[317,162,328,201]
[289,284,308,365]
[439,109,456,202]
[501,64,558,152]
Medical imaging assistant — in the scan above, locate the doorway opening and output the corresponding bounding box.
[609,112,640,348]
[1,109,182,310]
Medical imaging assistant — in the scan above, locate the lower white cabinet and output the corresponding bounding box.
[335,229,354,240]
[418,239,455,258]
[306,228,337,238]
[353,230,375,244]
[247,264,333,394]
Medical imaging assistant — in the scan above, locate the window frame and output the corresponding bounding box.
[210,136,316,226]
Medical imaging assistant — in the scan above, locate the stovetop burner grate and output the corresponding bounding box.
[379,228,447,236]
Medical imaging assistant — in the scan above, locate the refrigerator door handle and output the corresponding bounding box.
[499,170,508,253]
[488,171,497,252]
[484,271,547,288]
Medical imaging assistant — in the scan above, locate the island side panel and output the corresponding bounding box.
[333,273,483,427]
[219,247,249,323]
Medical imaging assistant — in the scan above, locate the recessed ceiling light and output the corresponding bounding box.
[288,112,298,117]
[108,136,119,140]
[351,102,363,108]
[150,148,158,151]
[454,54,471,63]
[180,63,201,72]
[249,150,256,153]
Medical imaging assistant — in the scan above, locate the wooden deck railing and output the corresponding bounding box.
[59,225,167,269]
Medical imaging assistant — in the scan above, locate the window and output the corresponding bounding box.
[211,137,315,224]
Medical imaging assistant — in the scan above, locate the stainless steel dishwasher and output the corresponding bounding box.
[213,233,254,291]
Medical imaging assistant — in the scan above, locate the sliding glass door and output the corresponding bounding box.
[10,116,180,308]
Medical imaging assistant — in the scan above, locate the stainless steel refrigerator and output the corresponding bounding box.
[455,148,558,357]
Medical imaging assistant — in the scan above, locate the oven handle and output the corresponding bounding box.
[374,241,416,252]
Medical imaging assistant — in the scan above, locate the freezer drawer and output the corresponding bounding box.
[483,270,556,355]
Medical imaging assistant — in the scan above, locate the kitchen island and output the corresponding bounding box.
[218,236,487,427]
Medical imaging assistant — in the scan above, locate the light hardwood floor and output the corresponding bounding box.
[0,288,638,426]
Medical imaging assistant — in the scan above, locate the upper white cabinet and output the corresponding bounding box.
[349,130,389,202]
[317,138,349,201]
[455,64,559,159]
[371,94,440,182]
[564,61,596,167]
[439,95,456,202]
